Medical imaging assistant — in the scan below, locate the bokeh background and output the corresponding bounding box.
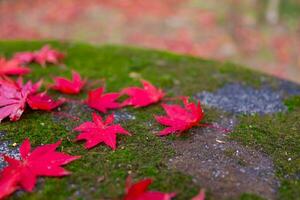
[0,0,299,83]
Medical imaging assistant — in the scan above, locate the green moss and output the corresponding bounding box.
[0,40,299,199]
[230,111,300,199]
[284,96,300,111]
[238,193,266,200]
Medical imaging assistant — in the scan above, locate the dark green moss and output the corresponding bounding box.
[230,111,300,200]
[238,193,266,200]
[284,96,300,111]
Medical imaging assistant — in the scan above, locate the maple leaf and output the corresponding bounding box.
[0,78,41,122]
[27,92,65,111]
[34,45,65,66]
[124,176,176,200]
[121,80,165,108]
[0,139,80,199]
[51,71,85,94]
[15,78,42,95]
[12,45,64,66]
[86,87,120,113]
[13,52,35,64]
[155,97,204,136]
[191,190,205,200]
[0,162,19,200]
[0,57,30,76]
[74,113,130,150]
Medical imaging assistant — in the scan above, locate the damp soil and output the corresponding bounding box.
[166,116,279,200]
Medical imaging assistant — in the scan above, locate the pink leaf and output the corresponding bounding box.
[0,57,30,76]
[124,176,175,200]
[74,113,130,150]
[27,92,65,111]
[13,52,35,64]
[51,70,85,94]
[0,139,80,199]
[34,45,64,66]
[121,80,165,108]
[86,87,120,113]
[0,78,41,122]
[155,97,204,136]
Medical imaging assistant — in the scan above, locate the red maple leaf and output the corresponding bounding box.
[13,52,35,64]
[27,92,65,111]
[0,78,41,122]
[51,71,85,94]
[155,97,204,136]
[86,87,120,113]
[191,190,205,200]
[34,45,64,66]
[74,113,130,150]
[121,80,165,108]
[0,57,30,76]
[12,45,64,66]
[0,139,80,199]
[124,176,176,200]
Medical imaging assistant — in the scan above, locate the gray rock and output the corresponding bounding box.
[0,132,20,170]
[196,83,287,115]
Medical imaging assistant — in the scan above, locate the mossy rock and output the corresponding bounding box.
[0,41,299,200]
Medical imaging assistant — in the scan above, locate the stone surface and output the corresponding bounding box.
[167,116,279,200]
[0,132,19,170]
[196,83,288,115]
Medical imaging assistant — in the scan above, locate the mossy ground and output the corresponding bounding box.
[0,41,299,200]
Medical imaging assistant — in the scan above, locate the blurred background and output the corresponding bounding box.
[0,0,299,83]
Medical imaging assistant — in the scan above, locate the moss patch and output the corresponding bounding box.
[284,96,300,111]
[230,109,300,200]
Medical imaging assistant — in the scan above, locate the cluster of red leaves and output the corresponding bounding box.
[0,45,207,199]
[0,46,86,123]
[0,78,64,122]
[0,139,80,199]
[0,79,64,120]
[13,45,65,66]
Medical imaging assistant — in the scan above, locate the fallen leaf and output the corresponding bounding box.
[51,70,85,94]
[0,78,41,122]
[0,57,30,76]
[0,139,80,199]
[13,52,35,64]
[74,113,130,150]
[124,176,176,200]
[27,92,65,111]
[86,87,120,113]
[121,80,165,108]
[34,45,64,66]
[155,97,204,136]
[12,45,64,66]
